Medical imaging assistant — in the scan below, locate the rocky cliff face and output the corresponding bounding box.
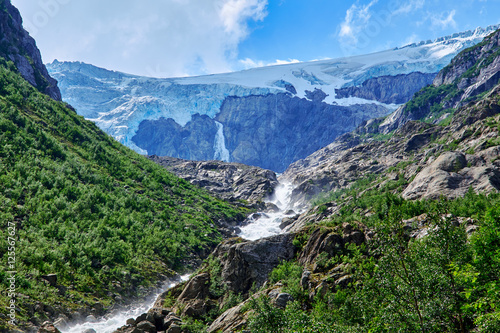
[0,0,61,100]
[212,234,298,294]
[215,94,388,172]
[335,72,437,104]
[135,115,219,161]
[148,155,278,206]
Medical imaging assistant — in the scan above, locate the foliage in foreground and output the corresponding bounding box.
[249,190,500,332]
[0,58,248,326]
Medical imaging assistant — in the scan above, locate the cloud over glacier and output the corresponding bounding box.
[15,0,268,77]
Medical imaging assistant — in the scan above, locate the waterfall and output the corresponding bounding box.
[213,121,230,162]
[238,180,302,241]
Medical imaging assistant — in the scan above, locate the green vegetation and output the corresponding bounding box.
[361,131,394,143]
[404,84,459,119]
[0,58,248,328]
[249,189,500,332]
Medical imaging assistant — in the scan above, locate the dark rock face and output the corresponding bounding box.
[148,155,278,205]
[335,72,437,104]
[215,93,389,172]
[213,234,298,294]
[133,114,218,160]
[0,0,61,100]
[133,93,388,173]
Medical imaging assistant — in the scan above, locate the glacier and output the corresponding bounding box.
[47,25,500,171]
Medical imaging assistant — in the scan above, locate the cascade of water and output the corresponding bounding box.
[238,180,302,241]
[213,121,230,162]
[61,274,191,333]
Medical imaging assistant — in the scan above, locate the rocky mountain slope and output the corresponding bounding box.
[0,0,60,100]
[284,29,500,208]
[125,29,500,333]
[47,26,498,172]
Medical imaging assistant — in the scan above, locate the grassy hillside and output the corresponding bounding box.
[0,58,248,329]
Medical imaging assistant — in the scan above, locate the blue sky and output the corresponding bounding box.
[11,0,500,78]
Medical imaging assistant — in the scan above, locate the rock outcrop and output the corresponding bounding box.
[148,155,278,205]
[206,300,250,333]
[298,224,366,270]
[403,149,500,200]
[335,72,437,104]
[213,234,298,294]
[0,0,61,100]
[143,234,299,332]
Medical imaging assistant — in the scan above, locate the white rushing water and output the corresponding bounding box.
[61,274,191,333]
[238,180,302,241]
[213,121,230,162]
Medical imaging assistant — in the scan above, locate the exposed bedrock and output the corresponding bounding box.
[133,93,389,173]
[133,114,218,161]
[0,0,61,100]
[335,72,437,104]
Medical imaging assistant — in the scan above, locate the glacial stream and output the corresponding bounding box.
[61,275,190,333]
[61,180,298,332]
[238,180,301,240]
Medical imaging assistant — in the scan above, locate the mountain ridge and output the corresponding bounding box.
[47,25,499,172]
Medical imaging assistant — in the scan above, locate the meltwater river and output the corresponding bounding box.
[61,275,190,333]
[61,180,299,333]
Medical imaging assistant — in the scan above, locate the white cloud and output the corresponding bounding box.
[13,0,268,77]
[392,0,425,16]
[220,0,267,36]
[338,0,378,45]
[430,10,457,30]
